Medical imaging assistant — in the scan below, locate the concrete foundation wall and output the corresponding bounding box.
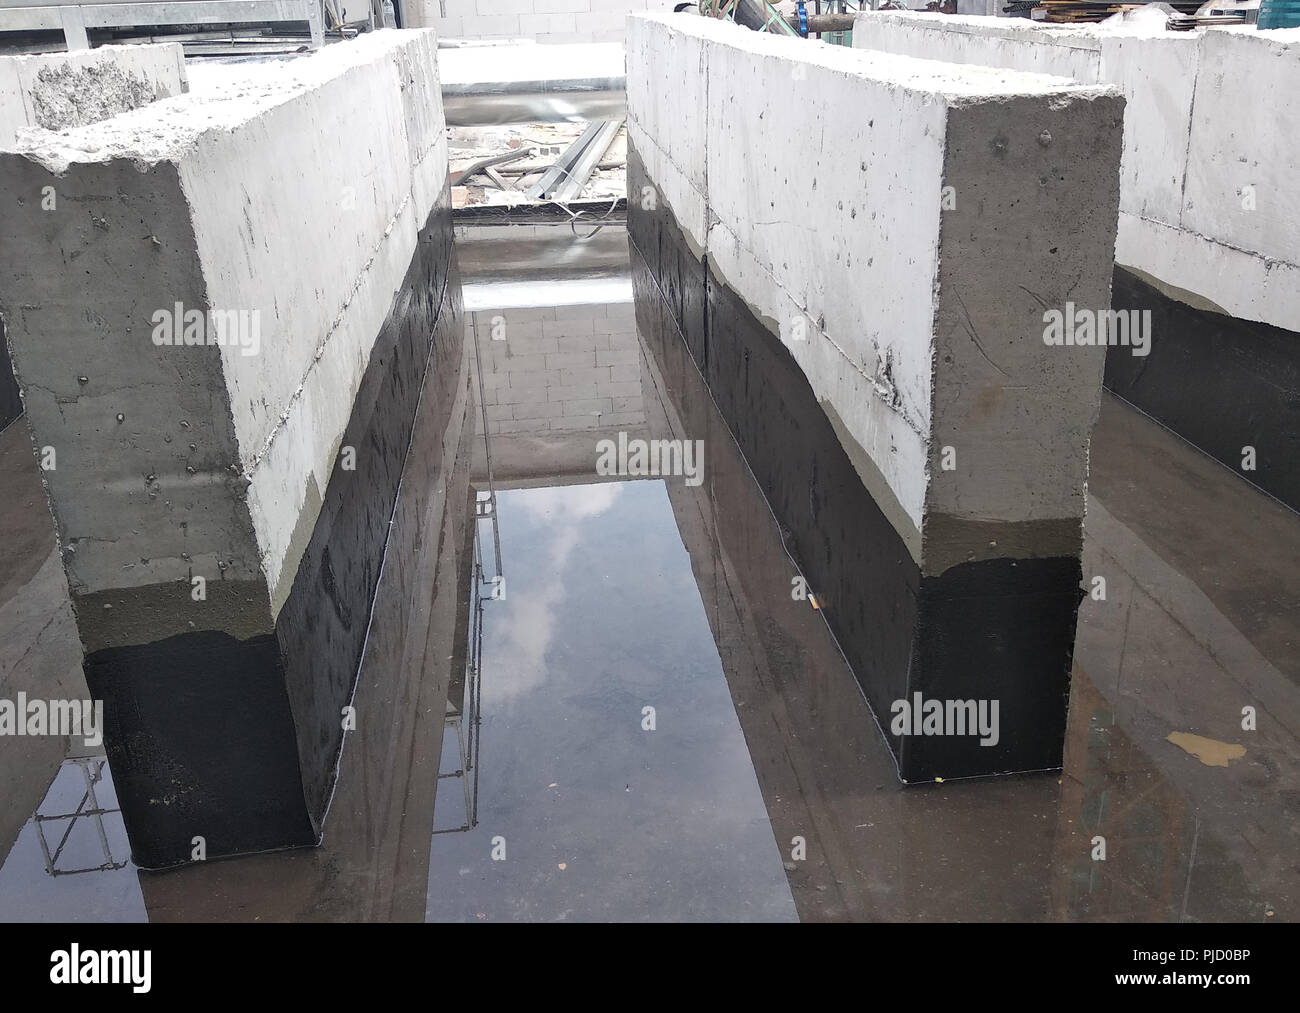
[181,34,449,612]
[3,30,447,615]
[627,12,1124,781]
[0,43,187,150]
[853,13,1300,334]
[0,43,188,430]
[1182,29,1300,275]
[0,30,459,866]
[629,13,1122,560]
[0,318,20,429]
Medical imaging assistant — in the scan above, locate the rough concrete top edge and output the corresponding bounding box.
[859,10,1300,47]
[5,29,437,174]
[0,41,187,68]
[1213,23,1300,46]
[629,13,1118,101]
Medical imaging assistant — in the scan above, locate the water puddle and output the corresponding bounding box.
[425,481,796,921]
[0,758,143,921]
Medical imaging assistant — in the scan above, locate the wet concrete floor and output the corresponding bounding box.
[0,225,1296,921]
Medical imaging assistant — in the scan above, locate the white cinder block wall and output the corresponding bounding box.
[407,0,665,43]
[854,13,1300,334]
[474,303,643,435]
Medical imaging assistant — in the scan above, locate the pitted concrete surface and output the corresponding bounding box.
[0,44,185,150]
[30,63,161,134]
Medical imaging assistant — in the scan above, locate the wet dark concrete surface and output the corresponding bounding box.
[0,225,1296,921]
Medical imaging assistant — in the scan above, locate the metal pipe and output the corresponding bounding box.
[552,118,623,202]
[450,148,531,186]
[443,82,625,127]
[786,11,856,30]
[525,120,607,201]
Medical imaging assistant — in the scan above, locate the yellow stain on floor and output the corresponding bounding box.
[1166,731,1246,767]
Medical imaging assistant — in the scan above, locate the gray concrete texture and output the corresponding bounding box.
[0,31,448,631]
[853,13,1300,334]
[626,13,1125,573]
[0,43,186,150]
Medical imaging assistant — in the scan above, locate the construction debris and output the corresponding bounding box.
[448,122,626,209]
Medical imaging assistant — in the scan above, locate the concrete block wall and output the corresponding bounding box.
[853,14,1300,335]
[407,0,660,42]
[0,30,460,867]
[627,12,1125,780]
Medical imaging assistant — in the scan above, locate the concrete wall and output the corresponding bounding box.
[0,43,186,150]
[407,0,660,43]
[0,43,187,429]
[0,29,458,866]
[0,318,18,429]
[853,13,1300,334]
[630,12,1121,560]
[4,30,446,616]
[627,12,1124,780]
[0,43,188,857]
[0,423,88,864]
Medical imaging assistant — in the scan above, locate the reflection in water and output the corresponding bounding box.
[34,758,129,877]
[423,481,798,922]
[432,490,500,837]
[0,758,145,922]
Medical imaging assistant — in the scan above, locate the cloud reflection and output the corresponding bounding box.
[488,482,624,703]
